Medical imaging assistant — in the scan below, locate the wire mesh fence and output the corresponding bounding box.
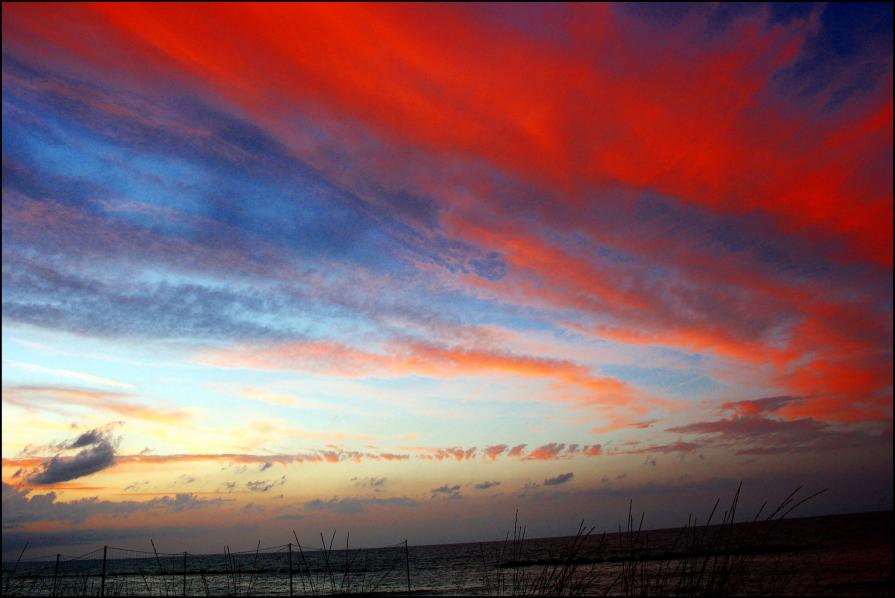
[1,535,413,596]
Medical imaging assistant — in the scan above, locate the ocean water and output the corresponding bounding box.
[3,510,891,596]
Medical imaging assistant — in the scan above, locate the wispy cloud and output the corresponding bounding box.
[202,339,638,412]
[351,476,387,491]
[3,360,133,389]
[2,385,188,425]
[613,441,701,456]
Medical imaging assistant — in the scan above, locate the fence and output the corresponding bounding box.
[1,536,413,596]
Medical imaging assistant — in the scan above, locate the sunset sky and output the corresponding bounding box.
[2,3,892,558]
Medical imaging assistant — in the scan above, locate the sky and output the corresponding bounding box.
[1,3,892,559]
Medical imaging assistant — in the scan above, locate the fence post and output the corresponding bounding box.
[404,539,411,596]
[183,551,187,596]
[288,543,294,596]
[101,546,107,597]
[52,553,60,597]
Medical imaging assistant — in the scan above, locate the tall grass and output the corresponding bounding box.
[480,483,830,597]
[287,530,410,595]
[480,510,604,596]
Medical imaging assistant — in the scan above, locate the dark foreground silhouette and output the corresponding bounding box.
[3,486,892,596]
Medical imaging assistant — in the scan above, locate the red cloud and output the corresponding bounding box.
[521,443,602,461]
[3,3,890,433]
[720,396,802,417]
[7,3,887,266]
[507,444,527,458]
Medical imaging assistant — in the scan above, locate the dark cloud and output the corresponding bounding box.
[544,472,574,486]
[473,481,501,490]
[28,427,118,485]
[245,476,286,493]
[669,415,825,439]
[470,252,507,281]
[614,441,702,455]
[303,496,419,514]
[68,429,106,449]
[2,483,230,528]
[667,415,890,455]
[430,484,461,498]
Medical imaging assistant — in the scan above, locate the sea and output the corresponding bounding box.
[2,510,891,596]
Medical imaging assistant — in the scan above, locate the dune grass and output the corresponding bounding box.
[478,483,830,596]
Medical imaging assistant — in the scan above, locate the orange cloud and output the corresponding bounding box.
[2,385,189,425]
[524,443,568,461]
[483,444,508,460]
[201,339,639,411]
